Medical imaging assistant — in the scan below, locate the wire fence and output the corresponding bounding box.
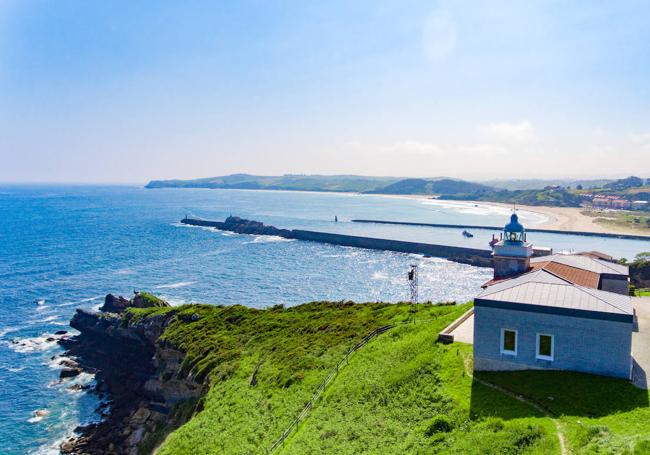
[266,314,440,453]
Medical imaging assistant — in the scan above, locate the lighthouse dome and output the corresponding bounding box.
[504,213,524,233]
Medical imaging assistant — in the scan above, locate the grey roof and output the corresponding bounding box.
[530,253,628,276]
[476,269,633,317]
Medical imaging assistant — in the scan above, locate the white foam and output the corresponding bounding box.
[56,296,103,308]
[27,409,50,424]
[0,326,22,338]
[245,235,295,244]
[155,281,195,289]
[8,332,66,353]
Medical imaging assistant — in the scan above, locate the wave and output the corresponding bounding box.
[56,296,103,307]
[0,326,23,338]
[155,281,195,289]
[8,332,68,354]
[27,409,50,424]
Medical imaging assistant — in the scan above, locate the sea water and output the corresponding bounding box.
[0,185,647,454]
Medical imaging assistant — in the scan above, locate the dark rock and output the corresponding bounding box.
[100,294,131,313]
[60,367,82,378]
[60,301,204,454]
[55,330,68,335]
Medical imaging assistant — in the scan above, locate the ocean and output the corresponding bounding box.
[0,185,647,454]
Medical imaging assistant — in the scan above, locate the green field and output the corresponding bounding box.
[128,301,650,454]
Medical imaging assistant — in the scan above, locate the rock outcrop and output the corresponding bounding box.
[100,292,170,313]
[59,295,204,455]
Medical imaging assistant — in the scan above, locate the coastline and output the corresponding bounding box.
[148,186,649,237]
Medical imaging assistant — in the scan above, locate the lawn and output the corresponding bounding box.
[282,324,558,454]
[481,371,650,453]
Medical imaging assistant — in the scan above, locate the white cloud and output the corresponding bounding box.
[481,120,534,144]
[422,10,457,61]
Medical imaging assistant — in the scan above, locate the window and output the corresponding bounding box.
[536,333,554,361]
[500,329,517,356]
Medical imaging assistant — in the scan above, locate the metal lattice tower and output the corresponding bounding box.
[408,264,418,305]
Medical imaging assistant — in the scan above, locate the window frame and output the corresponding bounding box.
[500,328,518,356]
[536,333,554,361]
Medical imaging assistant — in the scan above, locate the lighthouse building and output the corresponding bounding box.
[471,213,634,379]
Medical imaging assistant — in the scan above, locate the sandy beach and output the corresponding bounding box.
[368,192,649,237]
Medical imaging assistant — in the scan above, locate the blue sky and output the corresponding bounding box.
[1,0,649,182]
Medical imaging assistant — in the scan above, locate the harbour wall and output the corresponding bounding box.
[181,217,493,267]
[352,219,650,241]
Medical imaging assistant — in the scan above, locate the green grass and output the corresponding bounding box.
[128,301,470,454]
[481,371,650,453]
[127,300,650,454]
[282,327,558,454]
[581,210,650,233]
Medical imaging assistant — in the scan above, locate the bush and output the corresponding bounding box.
[510,424,544,449]
[635,440,650,454]
[482,417,505,432]
[425,415,454,436]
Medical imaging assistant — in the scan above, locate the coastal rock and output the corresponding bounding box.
[60,304,204,454]
[100,294,131,313]
[60,367,82,379]
[100,292,170,314]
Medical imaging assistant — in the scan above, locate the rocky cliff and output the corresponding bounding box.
[59,293,205,455]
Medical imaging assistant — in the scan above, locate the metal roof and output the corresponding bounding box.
[530,253,628,276]
[476,269,633,318]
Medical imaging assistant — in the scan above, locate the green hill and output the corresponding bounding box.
[145,174,493,196]
[369,178,493,195]
[116,300,650,454]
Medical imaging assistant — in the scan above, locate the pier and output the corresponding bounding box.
[181,216,493,267]
[352,219,650,241]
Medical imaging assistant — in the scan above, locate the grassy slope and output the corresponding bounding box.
[139,301,470,454]
[283,326,558,454]
[481,371,650,453]
[131,301,650,454]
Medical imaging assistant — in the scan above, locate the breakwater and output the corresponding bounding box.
[181,216,493,267]
[352,219,650,241]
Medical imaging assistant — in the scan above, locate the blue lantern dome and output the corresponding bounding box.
[505,213,524,232]
[504,213,526,243]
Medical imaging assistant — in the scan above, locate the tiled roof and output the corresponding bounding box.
[534,261,601,288]
[476,269,633,318]
[530,253,628,276]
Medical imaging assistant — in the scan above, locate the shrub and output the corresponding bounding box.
[426,415,454,436]
[635,440,650,454]
[510,424,544,449]
[482,417,505,433]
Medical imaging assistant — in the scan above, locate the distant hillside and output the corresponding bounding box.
[145,174,493,196]
[146,174,400,193]
[368,178,493,195]
[483,178,613,191]
[441,187,585,207]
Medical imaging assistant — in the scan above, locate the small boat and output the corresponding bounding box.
[462,230,474,238]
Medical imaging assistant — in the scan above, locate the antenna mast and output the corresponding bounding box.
[408,264,419,306]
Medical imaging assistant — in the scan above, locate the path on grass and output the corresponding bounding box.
[461,355,567,455]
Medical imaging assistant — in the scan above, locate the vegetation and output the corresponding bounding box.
[442,187,584,207]
[129,301,472,454]
[125,299,650,454]
[146,173,495,195]
[367,178,492,195]
[480,371,650,453]
[283,322,558,454]
[136,292,169,307]
[581,210,650,233]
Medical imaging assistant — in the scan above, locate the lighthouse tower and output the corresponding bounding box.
[492,213,533,278]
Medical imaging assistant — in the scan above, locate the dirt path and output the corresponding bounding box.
[461,355,568,455]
